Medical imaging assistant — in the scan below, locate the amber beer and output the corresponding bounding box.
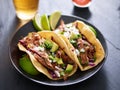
[13,0,39,20]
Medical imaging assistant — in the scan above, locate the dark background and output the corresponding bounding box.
[0,0,120,90]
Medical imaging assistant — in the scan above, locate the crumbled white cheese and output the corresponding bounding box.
[66,23,73,28]
[64,31,71,38]
[39,46,45,51]
[72,27,79,35]
[63,25,79,38]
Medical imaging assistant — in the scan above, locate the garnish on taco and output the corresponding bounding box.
[54,20,105,71]
[18,31,77,80]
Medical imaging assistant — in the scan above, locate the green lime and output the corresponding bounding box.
[19,55,39,75]
[88,25,97,36]
[33,14,43,31]
[41,14,50,30]
[49,11,61,30]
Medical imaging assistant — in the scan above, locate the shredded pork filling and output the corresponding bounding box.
[77,38,95,65]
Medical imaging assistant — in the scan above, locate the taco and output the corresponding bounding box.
[54,20,105,71]
[18,31,77,80]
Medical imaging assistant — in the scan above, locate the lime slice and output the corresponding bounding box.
[33,14,43,31]
[19,55,39,75]
[49,11,61,30]
[88,25,97,36]
[41,14,50,30]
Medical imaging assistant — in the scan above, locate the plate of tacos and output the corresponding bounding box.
[9,15,107,86]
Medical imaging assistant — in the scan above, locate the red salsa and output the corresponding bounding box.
[73,0,91,6]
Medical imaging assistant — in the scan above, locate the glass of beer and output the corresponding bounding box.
[13,0,39,20]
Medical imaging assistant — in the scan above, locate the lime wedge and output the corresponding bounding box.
[33,14,43,31]
[49,11,61,30]
[19,55,39,75]
[88,25,97,36]
[41,14,50,30]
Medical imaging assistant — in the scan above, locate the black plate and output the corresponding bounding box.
[9,15,107,86]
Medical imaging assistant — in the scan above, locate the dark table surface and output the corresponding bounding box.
[0,0,120,90]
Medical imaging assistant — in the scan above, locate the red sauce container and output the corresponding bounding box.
[72,0,92,8]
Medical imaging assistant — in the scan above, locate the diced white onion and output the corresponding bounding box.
[33,47,39,51]
[80,48,85,53]
[39,47,44,51]
[75,49,80,55]
[54,70,60,77]
[33,46,44,51]
[48,59,52,63]
[55,66,63,71]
